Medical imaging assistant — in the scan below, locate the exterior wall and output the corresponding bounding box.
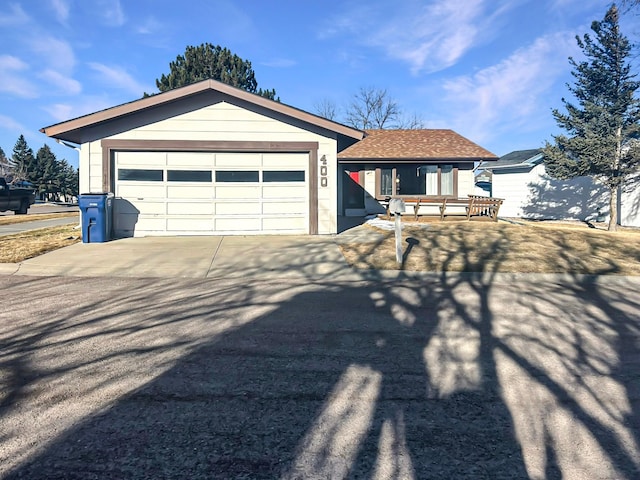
[491,164,608,220]
[490,168,539,217]
[457,168,475,197]
[79,101,339,234]
[363,168,385,214]
[620,177,640,227]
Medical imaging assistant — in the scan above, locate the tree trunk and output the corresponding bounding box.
[608,186,618,231]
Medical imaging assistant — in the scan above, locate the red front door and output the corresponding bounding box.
[345,170,365,209]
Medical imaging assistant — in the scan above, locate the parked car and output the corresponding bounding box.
[0,177,36,214]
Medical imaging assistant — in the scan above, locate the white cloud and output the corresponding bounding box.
[0,114,28,133]
[98,0,126,27]
[0,55,28,71]
[436,32,578,143]
[136,16,162,34]
[322,0,517,74]
[260,58,297,68]
[50,0,70,24]
[28,35,76,73]
[43,96,113,122]
[87,62,152,96]
[0,55,38,98]
[39,69,82,95]
[43,103,75,122]
[0,3,29,26]
[374,0,486,73]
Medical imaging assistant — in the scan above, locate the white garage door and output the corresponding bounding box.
[113,151,309,236]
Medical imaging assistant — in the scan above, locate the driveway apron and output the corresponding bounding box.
[3,235,357,280]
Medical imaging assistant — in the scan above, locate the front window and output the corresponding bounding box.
[380,169,393,196]
[441,164,454,196]
[378,164,456,197]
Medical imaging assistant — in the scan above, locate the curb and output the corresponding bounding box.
[0,263,20,275]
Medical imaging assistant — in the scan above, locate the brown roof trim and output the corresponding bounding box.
[40,79,364,142]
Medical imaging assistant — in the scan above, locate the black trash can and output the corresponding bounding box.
[78,193,114,243]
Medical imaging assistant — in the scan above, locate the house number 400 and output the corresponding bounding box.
[320,155,328,187]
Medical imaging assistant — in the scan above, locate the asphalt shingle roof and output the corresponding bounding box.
[491,149,542,167]
[337,129,497,160]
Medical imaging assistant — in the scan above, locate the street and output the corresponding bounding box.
[0,272,638,479]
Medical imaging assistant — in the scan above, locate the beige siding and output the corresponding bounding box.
[457,169,475,197]
[80,101,340,234]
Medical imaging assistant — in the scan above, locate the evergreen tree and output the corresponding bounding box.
[150,43,279,101]
[11,135,35,182]
[543,4,640,231]
[57,159,79,199]
[0,146,15,177]
[36,144,59,200]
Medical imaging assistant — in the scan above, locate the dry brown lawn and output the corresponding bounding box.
[0,224,81,263]
[340,219,640,275]
[0,212,78,226]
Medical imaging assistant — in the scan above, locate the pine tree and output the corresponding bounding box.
[543,4,640,231]
[11,135,35,182]
[0,147,15,177]
[57,159,79,200]
[150,43,279,101]
[36,145,59,200]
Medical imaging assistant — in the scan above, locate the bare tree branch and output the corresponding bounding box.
[345,87,401,129]
[313,98,339,121]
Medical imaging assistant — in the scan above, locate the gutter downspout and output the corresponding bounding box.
[55,139,81,229]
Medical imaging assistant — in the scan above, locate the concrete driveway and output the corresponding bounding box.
[0,234,364,280]
[0,271,639,479]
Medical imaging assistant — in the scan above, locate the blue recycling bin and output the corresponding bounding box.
[78,193,114,243]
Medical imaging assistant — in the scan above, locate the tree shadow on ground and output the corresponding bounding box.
[0,238,639,479]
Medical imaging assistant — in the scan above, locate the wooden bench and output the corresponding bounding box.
[384,195,504,222]
[465,195,503,221]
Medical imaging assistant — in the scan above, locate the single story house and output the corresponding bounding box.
[337,129,498,216]
[480,149,640,226]
[41,79,497,236]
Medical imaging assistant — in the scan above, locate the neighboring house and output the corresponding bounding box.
[41,79,498,236]
[337,129,498,216]
[480,149,640,226]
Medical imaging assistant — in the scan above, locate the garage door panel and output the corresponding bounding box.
[167,185,212,199]
[262,153,308,168]
[215,185,261,199]
[130,201,166,215]
[116,152,167,166]
[117,184,166,198]
[262,217,307,231]
[115,151,310,235]
[215,217,261,231]
[167,152,214,166]
[262,202,307,214]
[215,153,262,167]
[167,202,214,215]
[167,218,214,231]
[262,185,306,199]
[135,217,167,231]
[215,202,261,215]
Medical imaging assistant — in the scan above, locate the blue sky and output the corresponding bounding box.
[0,0,635,169]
